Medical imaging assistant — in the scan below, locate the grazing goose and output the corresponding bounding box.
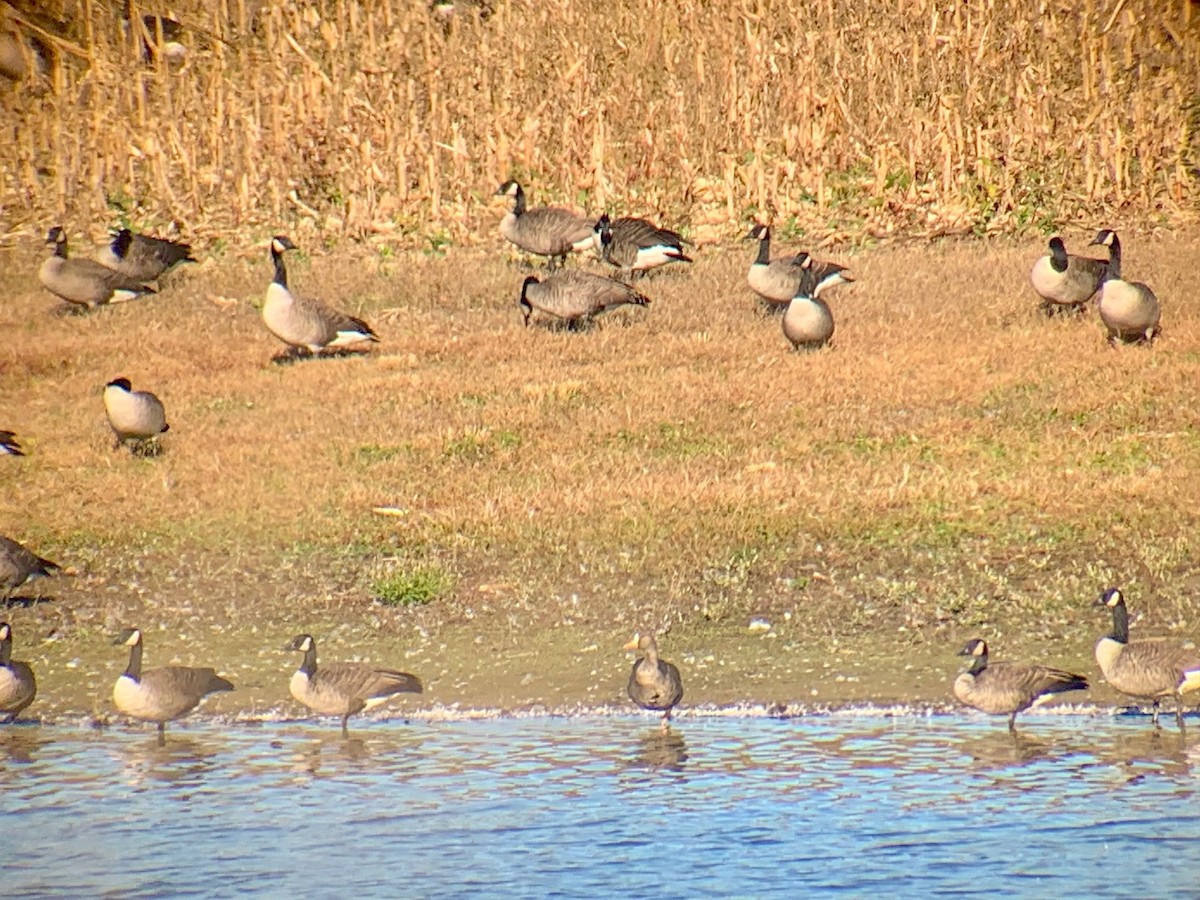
[103,377,169,452]
[1029,236,1108,313]
[623,633,684,730]
[0,431,23,456]
[496,181,594,270]
[0,535,59,603]
[1088,230,1160,345]
[1094,587,1200,728]
[0,622,37,723]
[38,226,156,309]
[263,236,380,356]
[112,628,234,738]
[96,228,196,282]
[593,214,692,278]
[745,223,853,308]
[286,634,422,736]
[781,255,836,351]
[953,638,1088,732]
[519,271,650,329]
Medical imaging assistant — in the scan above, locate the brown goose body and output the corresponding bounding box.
[103,377,169,449]
[624,633,684,728]
[519,270,649,328]
[287,634,422,736]
[1094,588,1200,727]
[0,535,59,601]
[0,622,37,723]
[1088,231,1160,345]
[264,236,380,355]
[1029,237,1108,310]
[593,214,691,277]
[38,227,155,308]
[112,628,234,736]
[497,181,594,269]
[96,228,196,282]
[953,638,1088,731]
[745,224,853,307]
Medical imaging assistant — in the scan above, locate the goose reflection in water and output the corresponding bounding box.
[118,735,220,788]
[289,732,423,780]
[631,727,688,772]
[1094,725,1200,779]
[959,729,1066,769]
[0,728,48,764]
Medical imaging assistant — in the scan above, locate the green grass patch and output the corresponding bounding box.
[374,565,455,607]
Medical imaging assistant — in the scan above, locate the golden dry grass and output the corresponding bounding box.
[2,0,1198,247]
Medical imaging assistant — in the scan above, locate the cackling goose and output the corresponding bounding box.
[745,223,853,308]
[496,181,594,270]
[38,226,155,309]
[0,622,37,723]
[781,254,835,351]
[96,228,196,282]
[0,535,59,603]
[953,638,1088,731]
[103,377,169,452]
[593,214,691,279]
[1029,236,1108,312]
[519,270,650,329]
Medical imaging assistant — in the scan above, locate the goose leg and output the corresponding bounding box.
[1151,700,1161,729]
[341,715,350,738]
[1007,712,1018,733]
[1177,696,1186,731]
[157,722,166,745]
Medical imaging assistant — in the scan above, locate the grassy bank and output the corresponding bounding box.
[2,233,1199,720]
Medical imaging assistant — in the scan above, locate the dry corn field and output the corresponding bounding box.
[1,0,1200,718]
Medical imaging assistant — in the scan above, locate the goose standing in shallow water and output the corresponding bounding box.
[1028,236,1108,313]
[1094,588,1200,728]
[952,638,1088,732]
[0,622,37,723]
[1088,230,1160,345]
[624,633,684,729]
[103,377,169,453]
[496,181,595,270]
[0,535,59,603]
[111,628,234,739]
[38,226,155,309]
[287,634,422,737]
[519,271,650,329]
[263,236,380,357]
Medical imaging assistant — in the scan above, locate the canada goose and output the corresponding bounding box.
[1028,236,1108,313]
[122,1,186,63]
[953,638,1088,732]
[0,534,59,602]
[0,622,37,723]
[593,214,692,279]
[1088,230,1160,345]
[96,228,196,282]
[264,236,380,356]
[519,271,650,329]
[496,181,594,270]
[103,377,169,453]
[38,227,156,309]
[623,633,684,730]
[781,255,836,351]
[286,634,422,736]
[112,627,234,738]
[1094,587,1200,728]
[0,431,23,456]
[745,223,853,308]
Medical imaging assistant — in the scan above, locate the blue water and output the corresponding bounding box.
[1,715,1198,898]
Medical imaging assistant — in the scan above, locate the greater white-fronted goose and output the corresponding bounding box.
[263,236,380,356]
[38,226,155,309]
[519,271,650,329]
[0,622,37,723]
[953,638,1088,731]
[112,628,234,738]
[496,181,594,270]
[1094,587,1200,728]
[1088,230,1160,345]
[623,633,684,729]
[286,634,422,736]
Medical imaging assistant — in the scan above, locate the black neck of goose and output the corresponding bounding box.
[54,237,69,260]
[1106,235,1122,280]
[754,231,771,265]
[0,634,10,666]
[124,640,143,681]
[272,247,288,289]
[512,187,527,216]
[1108,601,1129,644]
[299,644,318,676]
[967,651,988,676]
[1049,243,1068,273]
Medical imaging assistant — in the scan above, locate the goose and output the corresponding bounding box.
[1088,230,1160,345]
[286,634,422,736]
[781,254,835,351]
[953,638,1088,732]
[1094,587,1200,728]
[496,181,595,270]
[1028,236,1108,312]
[0,535,59,603]
[112,628,234,738]
[593,214,692,279]
[0,622,37,723]
[38,226,156,309]
[263,236,380,356]
[519,271,650,329]
[0,431,23,456]
[122,1,186,63]
[103,377,169,452]
[623,633,684,730]
[745,223,853,308]
[95,228,196,282]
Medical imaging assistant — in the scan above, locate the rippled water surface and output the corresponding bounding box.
[2,715,1198,897]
